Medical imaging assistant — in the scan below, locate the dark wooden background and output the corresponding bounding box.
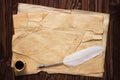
[0,0,120,80]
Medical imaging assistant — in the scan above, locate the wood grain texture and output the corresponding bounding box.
[0,0,15,80]
[0,0,120,80]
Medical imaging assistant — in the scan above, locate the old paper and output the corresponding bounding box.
[11,3,109,77]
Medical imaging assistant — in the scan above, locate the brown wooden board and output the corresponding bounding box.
[0,0,15,80]
[0,0,120,80]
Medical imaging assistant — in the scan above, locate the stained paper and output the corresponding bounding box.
[11,3,109,77]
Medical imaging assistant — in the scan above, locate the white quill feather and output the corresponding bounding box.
[38,46,104,69]
[63,46,104,66]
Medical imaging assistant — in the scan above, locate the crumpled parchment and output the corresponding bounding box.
[11,3,109,77]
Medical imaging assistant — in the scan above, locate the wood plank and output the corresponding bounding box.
[0,0,15,80]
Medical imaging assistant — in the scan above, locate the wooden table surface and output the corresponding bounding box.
[0,0,120,80]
